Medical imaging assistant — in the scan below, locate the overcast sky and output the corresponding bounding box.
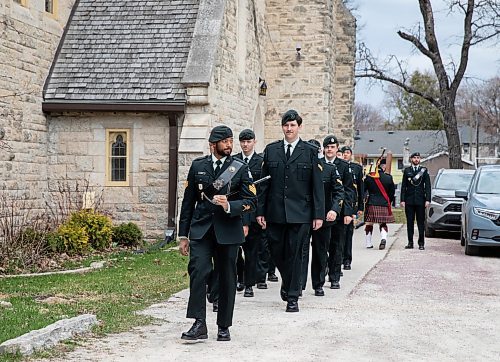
[353,0,499,109]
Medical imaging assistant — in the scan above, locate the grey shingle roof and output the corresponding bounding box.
[44,0,199,103]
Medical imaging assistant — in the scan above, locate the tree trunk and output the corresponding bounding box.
[442,96,462,169]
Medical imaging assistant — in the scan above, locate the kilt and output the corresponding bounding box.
[365,204,395,224]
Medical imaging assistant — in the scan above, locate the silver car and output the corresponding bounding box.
[425,168,475,237]
[456,165,500,256]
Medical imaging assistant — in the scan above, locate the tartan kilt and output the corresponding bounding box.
[365,205,395,224]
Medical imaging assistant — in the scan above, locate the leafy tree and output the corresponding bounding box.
[387,71,444,130]
[356,0,499,168]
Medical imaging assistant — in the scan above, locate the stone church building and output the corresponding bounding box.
[0,0,356,238]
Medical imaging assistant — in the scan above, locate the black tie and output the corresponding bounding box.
[286,144,292,160]
[244,157,249,164]
[214,160,222,175]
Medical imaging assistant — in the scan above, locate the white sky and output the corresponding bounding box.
[354,0,500,109]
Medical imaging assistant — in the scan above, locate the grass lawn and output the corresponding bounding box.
[0,247,188,360]
[392,207,406,224]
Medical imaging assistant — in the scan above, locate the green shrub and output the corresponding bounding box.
[112,222,143,247]
[56,223,90,255]
[69,210,113,250]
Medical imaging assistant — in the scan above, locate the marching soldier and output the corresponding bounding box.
[234,129,266,296]
[400,152,431,250]
[305,139,345,296]
[340,146,364,270]
[178,125,256,342]
[257,109,325,313]
[364,158,395,249]
[323,136,355,290]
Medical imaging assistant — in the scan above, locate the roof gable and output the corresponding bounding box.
[44,0,200,104]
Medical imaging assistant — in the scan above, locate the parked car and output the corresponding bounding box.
[425,168,475,237]
[456,165,500,256]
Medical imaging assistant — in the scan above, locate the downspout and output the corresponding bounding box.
[168,113,179,230]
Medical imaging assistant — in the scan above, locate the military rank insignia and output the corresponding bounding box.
[318,163,323,172]
[337,179,343,185]
[249,184,257,195]
[243,204,251,211]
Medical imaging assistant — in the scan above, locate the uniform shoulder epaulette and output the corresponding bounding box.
[303,141,319,152]
[267,140,281,146]
[337,158,348,165]
[194,155,210,162]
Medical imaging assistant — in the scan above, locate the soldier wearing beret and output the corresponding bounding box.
[178,125,257,342]
[400,152,431,250]
[340,145,364,270]
[323,136,355,290]
[233,129,267,297]
[257,110,325,312]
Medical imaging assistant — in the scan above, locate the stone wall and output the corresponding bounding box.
[263,0,355,144]
[0,0,75,203]
[47,112,171,239]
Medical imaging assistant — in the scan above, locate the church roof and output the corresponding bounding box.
[43,0,199,105]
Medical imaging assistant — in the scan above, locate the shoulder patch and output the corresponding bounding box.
[249,184,257,195]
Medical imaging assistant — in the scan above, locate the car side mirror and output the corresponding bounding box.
[455,190,468,200]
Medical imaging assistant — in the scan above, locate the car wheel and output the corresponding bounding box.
[425,223,435,238]
[464,235,479,256]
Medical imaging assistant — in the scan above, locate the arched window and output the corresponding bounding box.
[106,130,130,186]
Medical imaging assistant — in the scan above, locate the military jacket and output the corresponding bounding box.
[364,171,395,206]
[234,151,264,225]
[328,157,355,217]
[400,166,431,206]
[319,159,345,226]
[179,155,257,244]
[257,139,325,223]
[348,161,365,212]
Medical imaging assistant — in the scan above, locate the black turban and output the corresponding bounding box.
[209,125,233,143]
[239,129,255,141]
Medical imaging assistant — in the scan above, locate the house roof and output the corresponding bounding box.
[43,0,199,105]
[353,130,447,157]
[354,127,498,157]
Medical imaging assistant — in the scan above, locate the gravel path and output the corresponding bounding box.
[39,225,500,361]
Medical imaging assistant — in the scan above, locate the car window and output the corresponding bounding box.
[434,172,474,190]
[476,169,500,194]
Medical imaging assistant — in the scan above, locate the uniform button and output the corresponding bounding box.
[286,166,289,169]
[284,196,287,199]
[285,186,288,189]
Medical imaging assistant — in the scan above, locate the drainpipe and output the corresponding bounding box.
[166,113,179,241]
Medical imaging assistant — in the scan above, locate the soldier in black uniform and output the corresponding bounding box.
[400,152,431,250]
[178,125,256,342]
[304,139,345,296]
[323,136,355,290]
[341,146,364,270]
[233,129,266,297]
[257,110,325,313]
[364,159,395,249]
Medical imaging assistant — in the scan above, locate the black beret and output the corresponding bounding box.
[323,135,339,147]
[281,109,302,125]
[340,146,352,153]
[209,125,233,143]
[410,152,420,158]
[308,139,321,148]
[239,129,255,141]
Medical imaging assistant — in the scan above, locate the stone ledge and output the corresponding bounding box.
[0,314,98,356]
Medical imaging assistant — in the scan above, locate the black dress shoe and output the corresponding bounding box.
[213,300,218,313]
[280,288,288,302]
[343,264,351,270]
[405,244,414,249]
[236,282,245,292]
[181,319,208,340]
[419,245,425,250]
[256,282,268,289]
[268,273,279,282]
[330,281,340,289]
[379,239,386,250]
[286,300,299,312]
[314,287,325,296]
[217,326,231,341]
[244,286,254,297]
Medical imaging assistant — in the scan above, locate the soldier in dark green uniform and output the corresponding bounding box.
[400,152,431,250]
[178,125,256,342]
[257,110,325,313]
[341,146,364,270]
